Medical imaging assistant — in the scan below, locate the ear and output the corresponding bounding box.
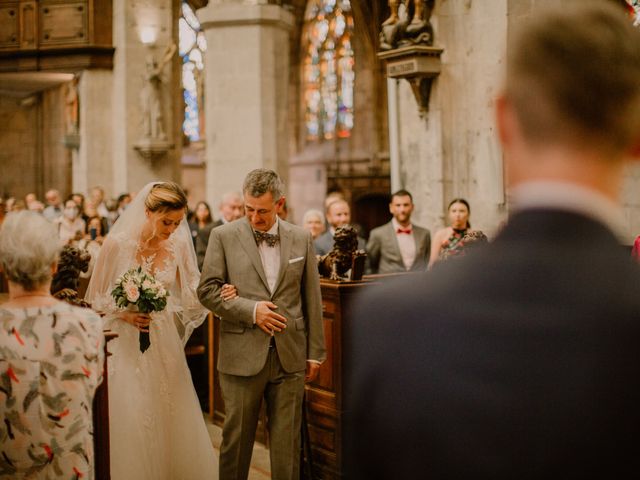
[495,93,521,151]
[276,196,286,211]
[51,261,58,275]
[145,208,151,218]
[627,137,640,160]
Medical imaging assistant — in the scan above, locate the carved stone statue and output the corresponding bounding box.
[64,76,79,135]
[140,43,177,140]
[51,244,92,308]
[318,225,367,281]
[380,0,435,51]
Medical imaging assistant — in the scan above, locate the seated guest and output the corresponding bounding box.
[632,234,640,262]
[0,211,104,478]
[195,191,244,271]
[77,215,106,278]
[42,189,63,221]
[55,198,86,244]
[189,200,214,249]
[438,229,488,261]
[366,189,431,274]
[428,198,476,267]
[303,208,326,240]
[314,198,365,256]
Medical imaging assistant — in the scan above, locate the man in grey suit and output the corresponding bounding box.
[197,169,326,480]
[366,189,430,274]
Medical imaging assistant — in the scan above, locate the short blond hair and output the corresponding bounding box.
[506,1,640,154]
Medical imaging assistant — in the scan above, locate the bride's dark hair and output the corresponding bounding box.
[145,182,188,213]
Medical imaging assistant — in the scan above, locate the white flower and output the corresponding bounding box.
[125,283,140,302]
[142,279,153,290]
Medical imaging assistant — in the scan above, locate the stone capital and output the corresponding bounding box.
[198,3,295,31]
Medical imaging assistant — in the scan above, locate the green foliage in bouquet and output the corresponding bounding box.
[111,266,169,314]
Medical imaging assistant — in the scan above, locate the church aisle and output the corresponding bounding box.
[205,416,271,479]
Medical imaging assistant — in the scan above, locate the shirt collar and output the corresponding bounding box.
[391,218,412,233]
[510,181,625,239]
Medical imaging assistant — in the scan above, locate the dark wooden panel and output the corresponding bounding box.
[40,1,88,46]
[0,4,19,48]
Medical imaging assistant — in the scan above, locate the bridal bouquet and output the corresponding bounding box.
[111,266,168,352]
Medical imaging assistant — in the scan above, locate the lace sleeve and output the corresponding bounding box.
[173,235,208,344]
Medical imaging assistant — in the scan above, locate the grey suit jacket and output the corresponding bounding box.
[314,230,366,256]
[197,218,326,376]
[366,221,431,274]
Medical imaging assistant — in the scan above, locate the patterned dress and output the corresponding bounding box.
[0,303,104,479]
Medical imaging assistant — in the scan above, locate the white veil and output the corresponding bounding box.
[85,181,207,343]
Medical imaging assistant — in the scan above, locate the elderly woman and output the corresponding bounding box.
[302,208,326,240]
[0,211,104,479]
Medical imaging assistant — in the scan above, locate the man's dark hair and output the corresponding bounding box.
[391,189,413,203]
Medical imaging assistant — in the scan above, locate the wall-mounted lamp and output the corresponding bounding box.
[139,25,158,46]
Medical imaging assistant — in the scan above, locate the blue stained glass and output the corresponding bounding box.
[180,1,207,142]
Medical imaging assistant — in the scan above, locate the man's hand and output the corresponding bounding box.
[305,361,320,383]
[255,301,287,336]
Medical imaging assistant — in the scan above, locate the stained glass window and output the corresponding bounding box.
[303,0,354,141]
[179,2,206,142]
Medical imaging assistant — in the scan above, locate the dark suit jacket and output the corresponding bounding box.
[195,219,223,271]
[365,221,431,274]
[345,209,640,478]
[313,229,366,256]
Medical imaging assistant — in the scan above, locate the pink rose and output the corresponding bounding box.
[125,283,140,303]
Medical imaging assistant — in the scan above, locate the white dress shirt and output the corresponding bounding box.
[392,218,416,270]
[252,219,281,324]
[510,181,625,240]
[257,218,281,294]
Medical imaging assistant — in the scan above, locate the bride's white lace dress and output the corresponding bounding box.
[86,229,217,480]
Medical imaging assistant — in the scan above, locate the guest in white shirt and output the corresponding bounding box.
[55,199,86,244]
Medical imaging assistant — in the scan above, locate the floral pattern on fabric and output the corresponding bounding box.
[438,228,468,260]
[0,304,104,479]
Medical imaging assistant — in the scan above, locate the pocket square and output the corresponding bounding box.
[289,256,304,264]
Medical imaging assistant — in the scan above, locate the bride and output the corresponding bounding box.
[85,182,218,479]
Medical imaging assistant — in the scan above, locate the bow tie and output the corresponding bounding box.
[254,230,280,247]
[396,228,412,235]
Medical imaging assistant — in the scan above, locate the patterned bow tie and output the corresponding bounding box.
[396,228,412,235]
[254,230,280,247]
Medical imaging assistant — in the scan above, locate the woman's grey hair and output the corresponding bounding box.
[242,169,284,201]
[303,209,324,223]
[0,211,62,291]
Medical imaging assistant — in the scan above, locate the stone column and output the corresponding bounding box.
[199,2,294,205]
[73,0,179,200]
[75,69,114,196]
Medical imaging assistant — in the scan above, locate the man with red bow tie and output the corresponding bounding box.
[366,189,430,274]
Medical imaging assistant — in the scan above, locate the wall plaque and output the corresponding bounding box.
[0,5,19,48]
[40,2,88,46]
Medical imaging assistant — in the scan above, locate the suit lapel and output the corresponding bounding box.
[410,225,425,269]
[237,219,270,291]
[386,222,404,263]
[273,221,292,295]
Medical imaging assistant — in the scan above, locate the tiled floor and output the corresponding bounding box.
[205,417,271,479]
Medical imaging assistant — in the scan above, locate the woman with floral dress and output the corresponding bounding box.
[0,211,104,479]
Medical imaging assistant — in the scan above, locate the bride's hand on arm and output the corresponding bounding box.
[119,311,152,332]
[221,284,238,302]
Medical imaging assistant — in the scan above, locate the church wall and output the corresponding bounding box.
[397,0,508,236]
[41,85,70,197]
[0,96,39,199]
[0,85,69,200]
